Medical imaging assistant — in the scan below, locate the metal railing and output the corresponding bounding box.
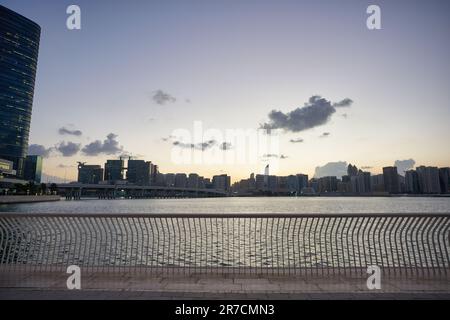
[0,213,449,278]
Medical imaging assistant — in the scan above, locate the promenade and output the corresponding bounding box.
[1,268,449,300]
[0,195,60,204]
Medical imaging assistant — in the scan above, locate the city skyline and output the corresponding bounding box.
[1,0,450,183]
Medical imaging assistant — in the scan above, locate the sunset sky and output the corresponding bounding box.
[2,0,450,182]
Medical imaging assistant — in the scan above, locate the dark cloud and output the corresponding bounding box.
[314,161,348,178]
[262,154,288,159]
[57,164,74,168]
[394,159,416,176]
[152,90,176,105]
[28,144,53,158]
[289,138,304,143]
[82,133,124,156]
[219,142,233,150]
[58,127,82,136]
[333,98,353,107]
[173,139,217,151]
[260,95,353,133]
[56,141,81,157]
[320,132,330,138]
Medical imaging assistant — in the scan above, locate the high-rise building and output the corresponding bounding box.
[23,155,42,183]
[0,6,41,177]
[77,163,104,184]
[255,174,265,191]
[104,159,124,182]
[317,176,338,193]
[416,166,440,194]
[383,167,400,194]
[287,175,299,193]
[187,173,199,189]
[212,174,231,192]
[174,173,187,188]
[405,170,419,194]
[370,174,385,192]
[126,160,152,185]
[439,168,450,194]
[351,171,371,193]
[0,158,16,177]
[297,174,309,192]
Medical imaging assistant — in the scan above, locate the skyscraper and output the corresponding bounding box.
[77,163,104,184]
[23,155,42,183]
[104,159,124,182]
[383,166,400,194]
[416,166,440,194]
[126,160,152,185]
[0,5,41,177]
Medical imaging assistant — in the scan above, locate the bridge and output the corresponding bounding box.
[56,183,228,199]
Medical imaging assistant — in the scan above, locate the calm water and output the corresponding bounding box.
[1,196,450,213]
[1,197,449,269]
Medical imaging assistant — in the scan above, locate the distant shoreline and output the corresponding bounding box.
[0,195,61,204]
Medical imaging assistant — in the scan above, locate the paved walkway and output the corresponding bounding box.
[1,268,449,299]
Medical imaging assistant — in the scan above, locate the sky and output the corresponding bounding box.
[2,0,450,182]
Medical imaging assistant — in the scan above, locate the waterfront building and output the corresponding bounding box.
[370,174,385,192]
[126,160,155,185]
[165,173,175,187]
[317,176,338,193]
[174,173,187,188]
[297,174,309,191]
[416,166,441,194]
[154,173,167,186]
[439,168,450,194]
[77,163,103,184]
[0,5,41,177]
[405,170,420,194]
[287,175,299,193]
[212,174,231,192]
[0,158,16,177]
[187,173,199,189]
[255,174,265,191]
[352,171,371,193]
[104,159,124,182]
[347,164,358,177]
[23,155,42,183]
[383,167,400,194]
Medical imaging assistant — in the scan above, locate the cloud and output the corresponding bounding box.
[320,132,330,138]
[28,144,53,158]
[342,113,348,119]
[152,90,176,105]
[57,164,75,168]
[394,159,416,176]
[219,142,232,150]
[262,154,288,159]
[260,95,353,133]
[361,166,373,170]
[58,127,82,136]
[82,133,124,156]
[333,98,353,107]
[173,139,217,151]
[314,161,348,178]
[56,141,81,157]
[289,138,304,143]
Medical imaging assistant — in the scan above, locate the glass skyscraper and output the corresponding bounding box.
[0,5,40,177]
